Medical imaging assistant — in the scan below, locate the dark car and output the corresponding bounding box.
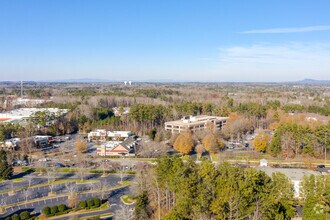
[317,164,326,169]
[54,163,65,168]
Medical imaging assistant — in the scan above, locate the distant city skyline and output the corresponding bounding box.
[1,0,330,82]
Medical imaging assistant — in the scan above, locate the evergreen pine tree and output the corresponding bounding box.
[0,149,13,180]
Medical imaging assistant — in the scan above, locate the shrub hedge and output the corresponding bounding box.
[41,198,103,217]
[5,211,36,220]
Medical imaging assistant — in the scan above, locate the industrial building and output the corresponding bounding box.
[0,108,68,123]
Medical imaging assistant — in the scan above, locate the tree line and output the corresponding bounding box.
[268,123,330,158]
[134,156,330,220]
[1,100,329,159]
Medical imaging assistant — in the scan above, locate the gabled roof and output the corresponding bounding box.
[120,136,136,148]
[110,144,130,152]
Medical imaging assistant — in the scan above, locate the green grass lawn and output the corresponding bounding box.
[119,180,136,186]
[76,179,100,184]
[120,194,136,205]
[12,177,24,183]
[52,179,75,184]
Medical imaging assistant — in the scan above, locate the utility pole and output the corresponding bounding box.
[20,80,23,98]
[325,146,327,164]
[325,133,327,164]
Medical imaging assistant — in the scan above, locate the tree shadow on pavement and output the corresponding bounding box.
[12,169,34,179]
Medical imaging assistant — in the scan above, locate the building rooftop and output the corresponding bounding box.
[165,115,228,126]
[98,136,136,151]
[0,108,68,122]
[102,141,122,149]
[256,166,320,181]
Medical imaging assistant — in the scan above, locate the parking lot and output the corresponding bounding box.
[0,172,135,219]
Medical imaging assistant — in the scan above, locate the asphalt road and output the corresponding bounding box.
[0,172,130,192]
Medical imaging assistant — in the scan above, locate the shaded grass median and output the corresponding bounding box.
[48,200,110,220]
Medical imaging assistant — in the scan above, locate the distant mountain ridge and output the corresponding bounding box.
[296,79,330,84]
[42,78,115,83]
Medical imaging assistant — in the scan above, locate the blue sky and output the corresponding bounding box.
[1,0,330,82]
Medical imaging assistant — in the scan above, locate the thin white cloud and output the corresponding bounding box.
[210,42,330,81]
[240,25,330,34]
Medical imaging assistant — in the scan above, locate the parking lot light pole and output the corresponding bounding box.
[325,133,327,164]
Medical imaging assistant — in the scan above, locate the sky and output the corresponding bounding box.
[0,0,330,82]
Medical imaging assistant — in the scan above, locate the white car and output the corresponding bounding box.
[38,158,50,162]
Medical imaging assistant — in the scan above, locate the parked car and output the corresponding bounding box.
[56,139,64,143]
[54,163,65,168]
[12,160,22,166]
[38,158,50,162]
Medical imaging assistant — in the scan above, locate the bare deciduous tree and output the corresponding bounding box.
[9,180,15,194]
[74,138,87,153]
[65,182,77,197]
[26,175,33,187]
[118,165,126,184]
[137,141,170,158]
[100,160,110,177]
[134,162,149,193]
[76,165,87,182]
[115,204,134,220]
[19,138,35,164]
[93,181,109,199]
[18,122,36,164]
[67,192,79,209]
[46,167,57,193]
[23,189,31,203]
[75,154,90,182]
[281,132,296,159]
[196,144,204,159]
[0,197,7,213]
[35,161,46,175]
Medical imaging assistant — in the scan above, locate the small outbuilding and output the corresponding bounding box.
[260,159,268,167]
